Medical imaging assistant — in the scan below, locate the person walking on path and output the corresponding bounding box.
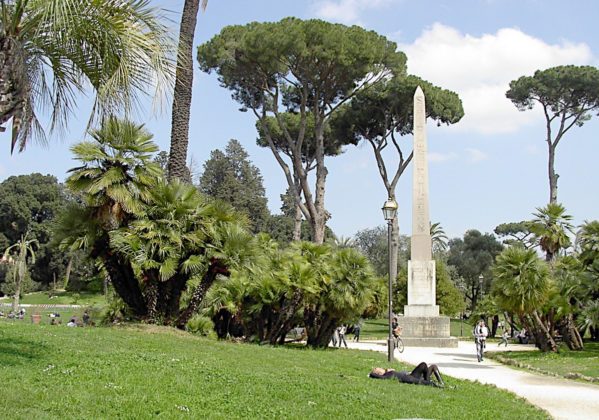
[473,320,488,362]
[338,325,348,348]
[498,330,509,347]
[330,327,339,347]
[353,321,361,342]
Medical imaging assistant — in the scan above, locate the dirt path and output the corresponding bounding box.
[345,340,599,420]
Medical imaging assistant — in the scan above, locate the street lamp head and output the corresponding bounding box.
[382,198,398,221]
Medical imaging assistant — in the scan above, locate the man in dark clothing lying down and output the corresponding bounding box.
[369,362,445,387]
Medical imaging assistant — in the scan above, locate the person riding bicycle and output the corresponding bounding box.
[392,317,402,338]
[473,320,488,362]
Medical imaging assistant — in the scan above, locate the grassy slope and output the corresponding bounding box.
[488,342,599,380]
[0,322,548,419]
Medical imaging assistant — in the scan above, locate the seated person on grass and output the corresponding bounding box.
[369,362,445,387]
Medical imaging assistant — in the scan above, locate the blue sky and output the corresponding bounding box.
[2,0,598,240]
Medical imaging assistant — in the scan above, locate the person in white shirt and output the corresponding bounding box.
[473,320,489,362]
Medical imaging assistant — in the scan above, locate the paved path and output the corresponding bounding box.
[343,339,599,420]
[0,303,82,308]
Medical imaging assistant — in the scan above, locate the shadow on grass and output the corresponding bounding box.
[0,337,47,366]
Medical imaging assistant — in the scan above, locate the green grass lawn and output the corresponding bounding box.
[0,321,548,419]
[488,342,599,382]
[0,290,106,306]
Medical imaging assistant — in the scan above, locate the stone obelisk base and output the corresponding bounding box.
[401,310,458,348]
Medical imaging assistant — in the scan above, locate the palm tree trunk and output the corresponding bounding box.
[12,266,22,313]
[176,259,228,328]
[532,310,558,352]
[562,313,584,350]
[64,255,73,290]
[167,0,201,182]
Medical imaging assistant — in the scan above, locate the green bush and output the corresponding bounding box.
[186,314,215,337]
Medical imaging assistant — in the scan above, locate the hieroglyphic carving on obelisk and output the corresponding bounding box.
[405,86,438,317]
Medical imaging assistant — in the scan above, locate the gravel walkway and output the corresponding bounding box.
[343,339,599,419]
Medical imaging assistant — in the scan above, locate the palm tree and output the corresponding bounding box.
[579,300,599,341]
[63,117,162,315]
[529,203,574,261]
[430,222,449,255]
[577,220,599,266]
[167,0,208,181]
[0,0,174,153]
[3,231,37,312]
[110,180,253,325]
[492,246,557,352]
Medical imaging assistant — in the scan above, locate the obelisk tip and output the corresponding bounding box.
[414,85,424,97]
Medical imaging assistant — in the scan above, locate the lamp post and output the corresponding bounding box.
[382,198,398,362]
[458,283,465,337]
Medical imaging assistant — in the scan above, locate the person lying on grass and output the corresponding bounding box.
[369,362,445,387]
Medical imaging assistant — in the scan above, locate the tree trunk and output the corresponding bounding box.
[389,203,399,286]
[310,117,328,244]
[293,201,302,241]
[561,313,584,350]
[64,255,73,290]
[0,35,28,152]
[548,143,558,204]
[167,0,200,182]
[12,266,22,313]
[176,259,228,328]
[532,310,558,352]
[292,174,302,241]
[103,253,147,318]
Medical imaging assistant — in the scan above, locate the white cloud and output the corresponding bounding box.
[465,148,488,163]
[429,151,458,162]
[311,0,395,25]
[397,24,594,134]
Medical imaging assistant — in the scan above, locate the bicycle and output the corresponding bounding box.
[393,334,404,353]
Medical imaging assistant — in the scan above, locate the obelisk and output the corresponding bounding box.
[405,86,438,317]
[401,86,456,347]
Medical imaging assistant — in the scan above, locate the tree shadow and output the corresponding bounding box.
[0,337,48,367]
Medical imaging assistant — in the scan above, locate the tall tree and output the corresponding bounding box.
[447,230,504,309]
[167,0,208,181]
[506,65,599,204]
[0,0,174,153]
[332,75,463,285]
[198,18,404,243]
[199,139,270,233]
[62,117,163,316]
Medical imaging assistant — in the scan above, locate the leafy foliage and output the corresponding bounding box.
[447,230,503,309]
[0,0,174,152]
[58,118,253,326]
[198,139,270,233]
[204,239,378,347]
[529,203,574,261]
[198,18,405,243]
